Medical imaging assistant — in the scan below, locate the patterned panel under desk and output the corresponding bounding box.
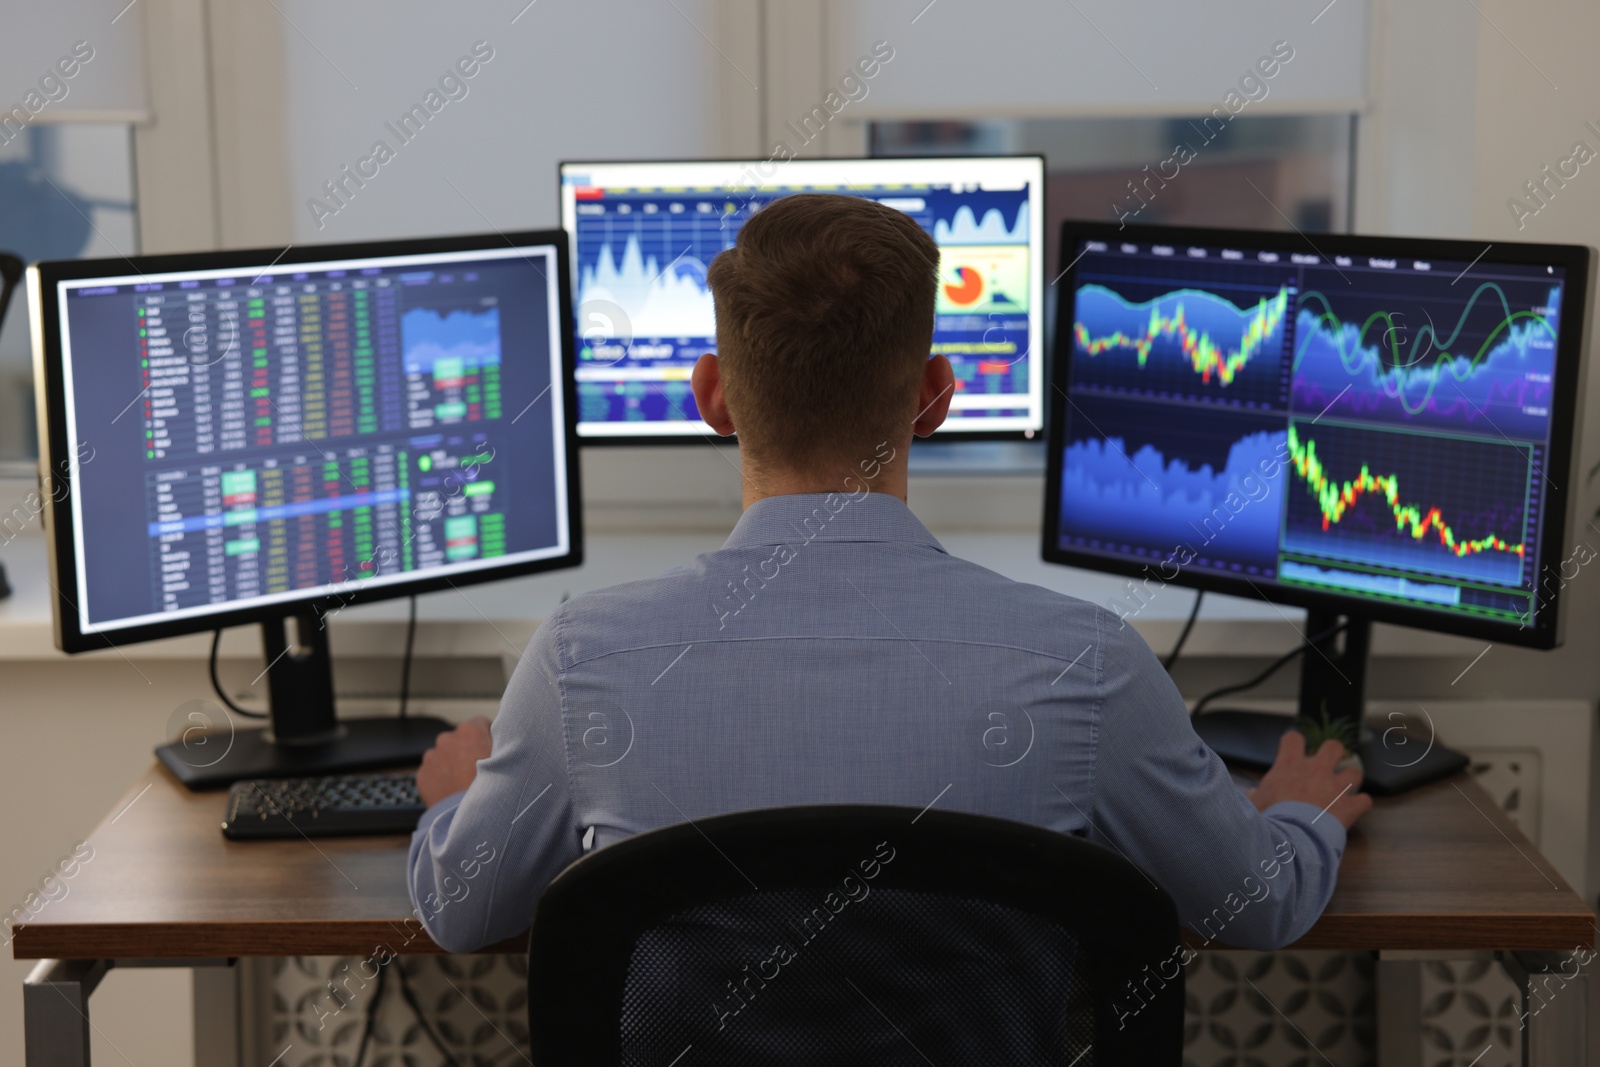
[1418,959,1523,1067]
[263,949,1545,1067]
[1181,951,1374,1066]
[266,951,1381,1066]
[265,954,530,1066]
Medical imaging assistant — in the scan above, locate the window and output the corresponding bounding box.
[0,124,138,462]
[873,115,1355,343]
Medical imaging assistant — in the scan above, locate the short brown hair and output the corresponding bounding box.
[706,193,938,468]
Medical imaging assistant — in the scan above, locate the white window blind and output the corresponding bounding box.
[827,0,1368,119]
[0,1,148,124]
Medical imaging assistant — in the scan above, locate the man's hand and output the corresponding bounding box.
[1246,730,1373,830]
[417,716,494,808]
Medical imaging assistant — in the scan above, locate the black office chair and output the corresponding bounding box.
[528,805,1184,1066]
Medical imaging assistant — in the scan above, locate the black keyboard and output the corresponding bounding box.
[221,773,426,839]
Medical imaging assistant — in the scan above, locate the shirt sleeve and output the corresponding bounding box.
[407,614,582,953]
[1083,610,1347,951]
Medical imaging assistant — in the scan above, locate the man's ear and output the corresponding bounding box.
[912,355,955,438]
[691,353,737,436]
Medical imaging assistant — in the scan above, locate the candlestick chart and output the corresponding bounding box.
[1283,420,1534,587]
[1069,280,1291,408]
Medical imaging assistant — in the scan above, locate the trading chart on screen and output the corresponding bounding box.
[1055,235,1565,627]
[560,157,1044,438]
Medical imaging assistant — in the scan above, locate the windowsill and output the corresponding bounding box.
[907,439,1046,476]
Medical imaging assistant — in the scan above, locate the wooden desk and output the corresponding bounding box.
[1296,771,1592,951]
[17,762,1591,960]
[13,764,1596,1065]
[12,763,522,961]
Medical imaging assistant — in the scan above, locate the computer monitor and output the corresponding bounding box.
[29,231,581,787]
[1044,222,1592,789]
[559,155,1046,443]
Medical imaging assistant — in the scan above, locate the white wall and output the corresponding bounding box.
[0,662,205,1067]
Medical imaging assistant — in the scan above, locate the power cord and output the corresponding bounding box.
[353,959,462,1067]
[399,595,417,719]
[485,1038,535,1065]
[395,961,460,1066]
[209,629,267,719]
[1162,590,1204,671]
[213,597,419,722]
[351,961,390,1067]
[1189,620,1350,718]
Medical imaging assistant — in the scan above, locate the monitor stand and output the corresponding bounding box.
[156,612,452,790]
[1191,610,1469,796]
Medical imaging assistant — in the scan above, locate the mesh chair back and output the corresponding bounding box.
[529,805,1184,1066]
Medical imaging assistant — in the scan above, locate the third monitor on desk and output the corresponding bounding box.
[559,155,1046,443]
[1046,222,1593,793]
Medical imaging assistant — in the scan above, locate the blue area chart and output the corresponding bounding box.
[1059,425,1286,575]
[930,193,1029,244]
[1290,284,1559,437]
[578,234,717,342]
[401,305,504,426]
[401,306,502,373]
[1069,283,1290,408]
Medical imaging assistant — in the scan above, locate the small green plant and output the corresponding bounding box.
[1294,705,1357,755]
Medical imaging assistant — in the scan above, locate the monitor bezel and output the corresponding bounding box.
[1041,220,1593,651]
[31,230,585,655]
[557,154,1048,447]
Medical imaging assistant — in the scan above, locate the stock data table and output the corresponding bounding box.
[54,246,569,641]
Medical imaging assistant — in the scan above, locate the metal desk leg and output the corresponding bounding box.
[24,959,110,1067]
[1375,954,1423,1067]
[1502,950,1589,1066]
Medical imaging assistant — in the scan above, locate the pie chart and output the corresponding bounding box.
[934,247,1029,314]
[943,265,984,306]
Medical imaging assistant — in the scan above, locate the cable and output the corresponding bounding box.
[398,595,417,719]
[209,629,267,719]
[0,254,23,333]
[1162,590,1204,671]
[485,1039,534,1065]
[351,961,390,1067]
[1189,620,1350,718]
[395,960,460,1067]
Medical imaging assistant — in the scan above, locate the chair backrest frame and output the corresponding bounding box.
[528,804,1184,1065]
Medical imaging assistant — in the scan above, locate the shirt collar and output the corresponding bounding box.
[722,493,947,553]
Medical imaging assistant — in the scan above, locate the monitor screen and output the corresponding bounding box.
[559,156,1045,441]
[1045,224,1590,647]
[33,235,579,647]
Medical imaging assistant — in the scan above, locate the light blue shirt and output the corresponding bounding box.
[409,492,1346,953]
